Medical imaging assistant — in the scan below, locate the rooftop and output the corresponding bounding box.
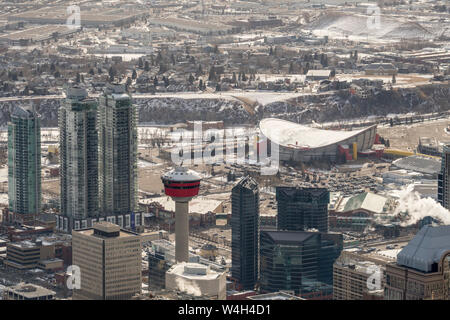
[262,230,317,245]
[94,221,120,233]
[167,262,223,280]
[392,155,441,175]
[75,222,137,239]
[141,196,222,214]
[248,292,305,300]
[397,225,450,273]
[260,118,376,150]
[161,167,201,182]
[5,282,55,298]
[338,192,389,214]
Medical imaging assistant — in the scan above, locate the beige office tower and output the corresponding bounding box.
[72,222,141,300]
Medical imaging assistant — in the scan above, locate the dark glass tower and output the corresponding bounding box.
[259,230,342,297]
[438,144,450,210]
[276,187,329,232]
[231,176,259,290]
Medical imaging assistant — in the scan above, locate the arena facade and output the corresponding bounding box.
[259,118,377,163]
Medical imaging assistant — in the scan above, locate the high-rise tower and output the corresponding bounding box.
[98,83,138,218]
[438,144,450,210]
[72,222,142,300]
[276,187,329,233]
[58,86,99,232]
[7,105,41,225]
[161,167,201,263]
[231,176,259,290]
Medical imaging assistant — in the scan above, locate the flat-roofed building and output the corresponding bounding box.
[4,239,55,270]
[305,70,332,81]
[4,241,41,269]
[2,283,55,300]
[165,262,226,300]
[333,257,385,300]
[259,230,342,299]
[248,292,305,300]
[72,222,141,300]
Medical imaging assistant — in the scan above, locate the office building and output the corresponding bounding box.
[438,144,450,209]
[231,176,259,291]
[98,83,138,220]
[333,256,385,300]
[2,283,55,300]
[384,225,450,300]
[72,222,141,300]
[276,187,329,232]
[4,238,59,270]
[58,86,99,232]
[147,239,225,290]
[148,252,172,290]
[259,230,342,299]
[7,105,41,225]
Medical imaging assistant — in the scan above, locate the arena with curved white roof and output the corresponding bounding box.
[259,118,377,163]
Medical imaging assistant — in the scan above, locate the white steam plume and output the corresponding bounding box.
[175,277,202,297]
[392,184,450,226]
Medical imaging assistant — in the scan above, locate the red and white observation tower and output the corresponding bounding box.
[161,167,201,262]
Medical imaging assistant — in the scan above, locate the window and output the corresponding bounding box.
[135,214,140,226]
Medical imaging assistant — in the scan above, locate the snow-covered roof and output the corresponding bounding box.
[161,167,201,182]
[397,225,450,273]
[338,192,388,214]
[140,196,222,214]
[11,105,36,119]
[259,118,376,149]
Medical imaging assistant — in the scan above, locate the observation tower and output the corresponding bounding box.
[161,167,201,262]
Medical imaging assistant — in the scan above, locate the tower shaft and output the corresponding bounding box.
[175,200,189,262]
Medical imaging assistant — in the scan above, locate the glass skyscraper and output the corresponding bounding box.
[276,187,330,232]
[98,83,138,219]
[58,86,99,232]
[8,105,41,224]
[231,176,259,290]
[438,144,450,210]
[259,230,342,298]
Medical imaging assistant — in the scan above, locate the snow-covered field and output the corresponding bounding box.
[308,11,440,43]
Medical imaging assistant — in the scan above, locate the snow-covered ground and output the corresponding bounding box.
[308,10,440,43]
[0,167,7,183]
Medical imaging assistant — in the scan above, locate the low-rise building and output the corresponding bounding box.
[2,283,55,300]
[166,262,227,300]
[364,63,397,76]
